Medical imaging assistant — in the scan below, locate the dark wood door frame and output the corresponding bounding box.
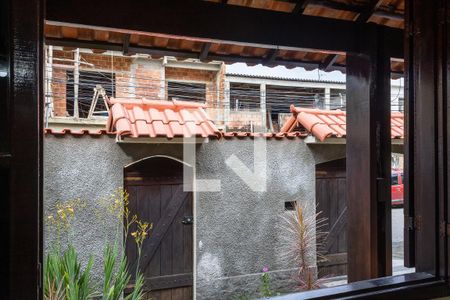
[1,0,43,298]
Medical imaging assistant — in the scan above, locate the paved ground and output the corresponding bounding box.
[322,208,415,288]
[392,207,405,259]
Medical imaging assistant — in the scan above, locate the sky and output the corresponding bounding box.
[226,62,404,86]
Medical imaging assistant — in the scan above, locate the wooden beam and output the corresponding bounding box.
[356,0,384,23]
[290,0,403,20]
[122,33,131,55]
[320,54,339,71]
[45,37,343,71]
[45,37,408,77]
[264,48,279,65]
[46,0,404,58]
[308,0,363,13]
[317,0,403,71]
[346,25,392,282]
[292,0,310,14]
[199,42,211,61]
[372,10,404,21]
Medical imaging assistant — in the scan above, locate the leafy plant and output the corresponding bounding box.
[44,246,95,300]
[100,189,151,299]
[44,188,152,300]
[260,267,274,297]
[44,250,65,300]
[62,246,95,300]
[101,244,131,300]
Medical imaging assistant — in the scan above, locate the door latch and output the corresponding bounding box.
[181,216,193,225]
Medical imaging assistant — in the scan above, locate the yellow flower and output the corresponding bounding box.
[131,231,137,237]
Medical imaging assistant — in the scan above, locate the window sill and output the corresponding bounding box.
[272,272,449,299]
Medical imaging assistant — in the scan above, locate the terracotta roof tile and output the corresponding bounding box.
[107,98,221,139]
[44,128,116,137]
[222,131,308,139]
[280,105,404,141]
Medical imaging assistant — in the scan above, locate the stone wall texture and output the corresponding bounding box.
[44,135,344,299]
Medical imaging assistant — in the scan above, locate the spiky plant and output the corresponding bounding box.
[44,250,65,300]
[44,246,95,300]
[279,201,328,290]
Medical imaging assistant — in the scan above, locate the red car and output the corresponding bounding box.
[391,170,404,207]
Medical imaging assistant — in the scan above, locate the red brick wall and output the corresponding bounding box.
[51,68,68,116]
[47,50,225,122]
[50,50,73,116]
[165,65,226,124]
[49,50,133,116]
[134,62,163,99]
[165,67,216,102]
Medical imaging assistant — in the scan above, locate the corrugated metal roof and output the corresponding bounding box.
[225,73,346,84]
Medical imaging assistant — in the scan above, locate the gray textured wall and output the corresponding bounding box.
[44,135,343,299]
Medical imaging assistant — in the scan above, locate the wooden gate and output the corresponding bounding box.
[125,157,193,300]
[316,158,347,277]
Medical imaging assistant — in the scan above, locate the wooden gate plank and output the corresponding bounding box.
[318,253,347,267]
[326,206,348,252]
[126,273,193,292]
[146,273,193,291]
[146,185,162,278]
[139,185,190,271]
[316,159,347,277]
[160,185,174,280]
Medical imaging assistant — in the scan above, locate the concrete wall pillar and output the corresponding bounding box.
[224,80,230,130]
[260,83,266,132]
[324,87,330,109]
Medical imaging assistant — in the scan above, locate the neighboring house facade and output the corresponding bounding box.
[45,47,405,133]
[43,47,405,299]
[44,99,349,299]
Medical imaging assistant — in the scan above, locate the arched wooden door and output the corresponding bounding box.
[125,156,193,300]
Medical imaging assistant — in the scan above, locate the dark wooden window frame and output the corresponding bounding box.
[3,0,448,298]
[286,0,450,298]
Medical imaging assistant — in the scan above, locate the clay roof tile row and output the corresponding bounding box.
[44,128,116,137]
[46,101,404,142]
[280,105,404,141]
[107,98,220,139]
